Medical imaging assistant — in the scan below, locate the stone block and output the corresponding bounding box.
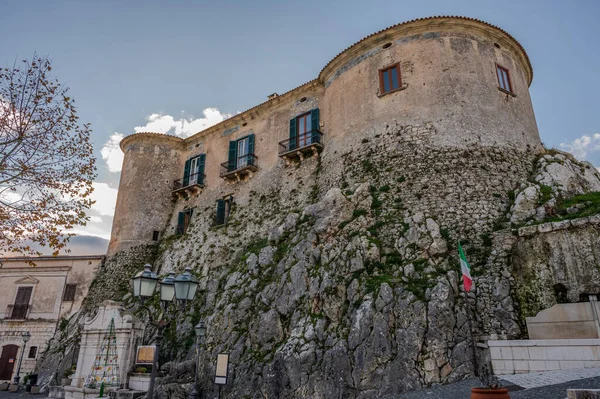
[544,360,560,370]
[589,214,600,224]
[537,223,553,233]
[527,346,547,360]
[528,360,546,371]
[517,225,538,237]
[571,217,590,227]
[491,360,505,372]
[514,360,529,373]
[551,220,571,230]
[568,389,600,399]
[560,360,585,369]
[511,346,529,360]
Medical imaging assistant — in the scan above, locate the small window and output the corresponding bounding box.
[227,135,255,172]
[176,209,193,235]
[63,284,77,301]
[379,63,402,94]
[215,197,232,226]
[28,346,37,359]
[152,231,160,241]
[496,64,513,93]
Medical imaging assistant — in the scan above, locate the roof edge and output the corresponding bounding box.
[119,132,184,151]
[319,16,533,86]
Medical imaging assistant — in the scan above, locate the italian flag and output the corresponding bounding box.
[458,242,472,292]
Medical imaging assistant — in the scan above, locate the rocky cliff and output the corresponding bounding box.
[41,123,600,399]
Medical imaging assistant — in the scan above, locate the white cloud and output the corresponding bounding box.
[134,108,231,138]
[101,133,125,173]
[89,216,103,224]
[560,133,600,160]
[90,182,118,217]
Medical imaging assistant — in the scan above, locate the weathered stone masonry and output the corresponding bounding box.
[51,16,600,399]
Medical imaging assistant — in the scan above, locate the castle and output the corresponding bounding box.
[109,16,541,255]
[81,16,600,398]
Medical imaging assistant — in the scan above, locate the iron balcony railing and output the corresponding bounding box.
[6,304,30,320]
[279,129,323,155]
[172,172,205,191]
[220,154,258,177]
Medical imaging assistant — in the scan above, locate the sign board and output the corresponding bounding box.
[214,353,229,385]
[136,346,155,365]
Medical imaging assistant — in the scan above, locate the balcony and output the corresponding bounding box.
[172,172,205,198]
[6,304,30,320]
[279,130,323,165]
[220,154,258,181]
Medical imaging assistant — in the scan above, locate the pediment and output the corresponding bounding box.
[15,276,39,285]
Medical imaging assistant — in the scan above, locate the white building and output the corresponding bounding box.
[0,255,103,382]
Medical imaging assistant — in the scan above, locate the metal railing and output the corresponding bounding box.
[6,304,30,320]
[173,172,205,191]
[220,154,258,177]
[279,129,323,154]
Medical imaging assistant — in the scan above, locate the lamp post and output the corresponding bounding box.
[131,264,200,399]
[188,321,207,399]
[13,331,31,387]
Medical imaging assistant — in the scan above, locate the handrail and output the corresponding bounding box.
[279,129,323,154]
[6,304,30,320]
[220,154,258,177]
[173,172,205,191]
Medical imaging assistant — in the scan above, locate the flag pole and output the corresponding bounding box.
[458,241,479,377]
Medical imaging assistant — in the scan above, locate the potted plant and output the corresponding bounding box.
[470,365,510,399]
[61,365,76,386]
[23,374,31,392]
[133,366,148,374]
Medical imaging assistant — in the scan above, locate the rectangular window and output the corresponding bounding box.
[227,135,255,172]
[28,346,37,359]
[152,231,160,241]
[379,64,401,94]
[496,64,512,93]
[296,113,312,147]
[237,137,249,169]
[63,284,77,301]
[176,209,193,235]
[183,154,206,187]
[215,197,232,226]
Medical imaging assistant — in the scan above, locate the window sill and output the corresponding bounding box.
[378,84,408,98]
[497,87,516,97]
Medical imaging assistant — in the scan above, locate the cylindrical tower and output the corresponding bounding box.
[107,133,184,255]
[320,16,541,150]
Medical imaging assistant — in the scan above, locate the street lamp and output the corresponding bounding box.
[132,264,158,302]
[13,331,31,387]
[130,265,200,399]
[173,267,199,307]
[188,321,207,399]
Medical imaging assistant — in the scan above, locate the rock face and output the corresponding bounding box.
[44,130,600,398]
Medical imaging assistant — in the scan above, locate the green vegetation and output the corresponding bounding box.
[537,184,553,205]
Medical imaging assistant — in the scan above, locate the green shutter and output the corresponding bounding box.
[176,212,185,235]
[310,108,320,143]
[247,134,255,166]
[227,141,237,172]
[197,154,206,185]
[289,117,297,151]
[216,199,226,225]
[182,159,191,186]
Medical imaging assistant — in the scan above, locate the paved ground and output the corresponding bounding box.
[398,368,600,399]
[1,369,599,398]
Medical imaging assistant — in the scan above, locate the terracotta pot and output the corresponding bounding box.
[470,388,510,399]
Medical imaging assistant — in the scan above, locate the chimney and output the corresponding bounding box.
[267,93,279,100]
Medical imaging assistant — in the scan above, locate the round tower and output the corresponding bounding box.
[319,16,541,151]
[107,133,184,255]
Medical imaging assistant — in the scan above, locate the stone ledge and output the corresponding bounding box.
[518,213,600,237]
[489,339,600,347]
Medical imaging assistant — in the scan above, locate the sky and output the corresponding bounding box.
[1,0,599,252]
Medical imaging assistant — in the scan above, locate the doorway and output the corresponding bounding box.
[0,345,19,380]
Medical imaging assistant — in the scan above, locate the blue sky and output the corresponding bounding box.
[1,0,599,245]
